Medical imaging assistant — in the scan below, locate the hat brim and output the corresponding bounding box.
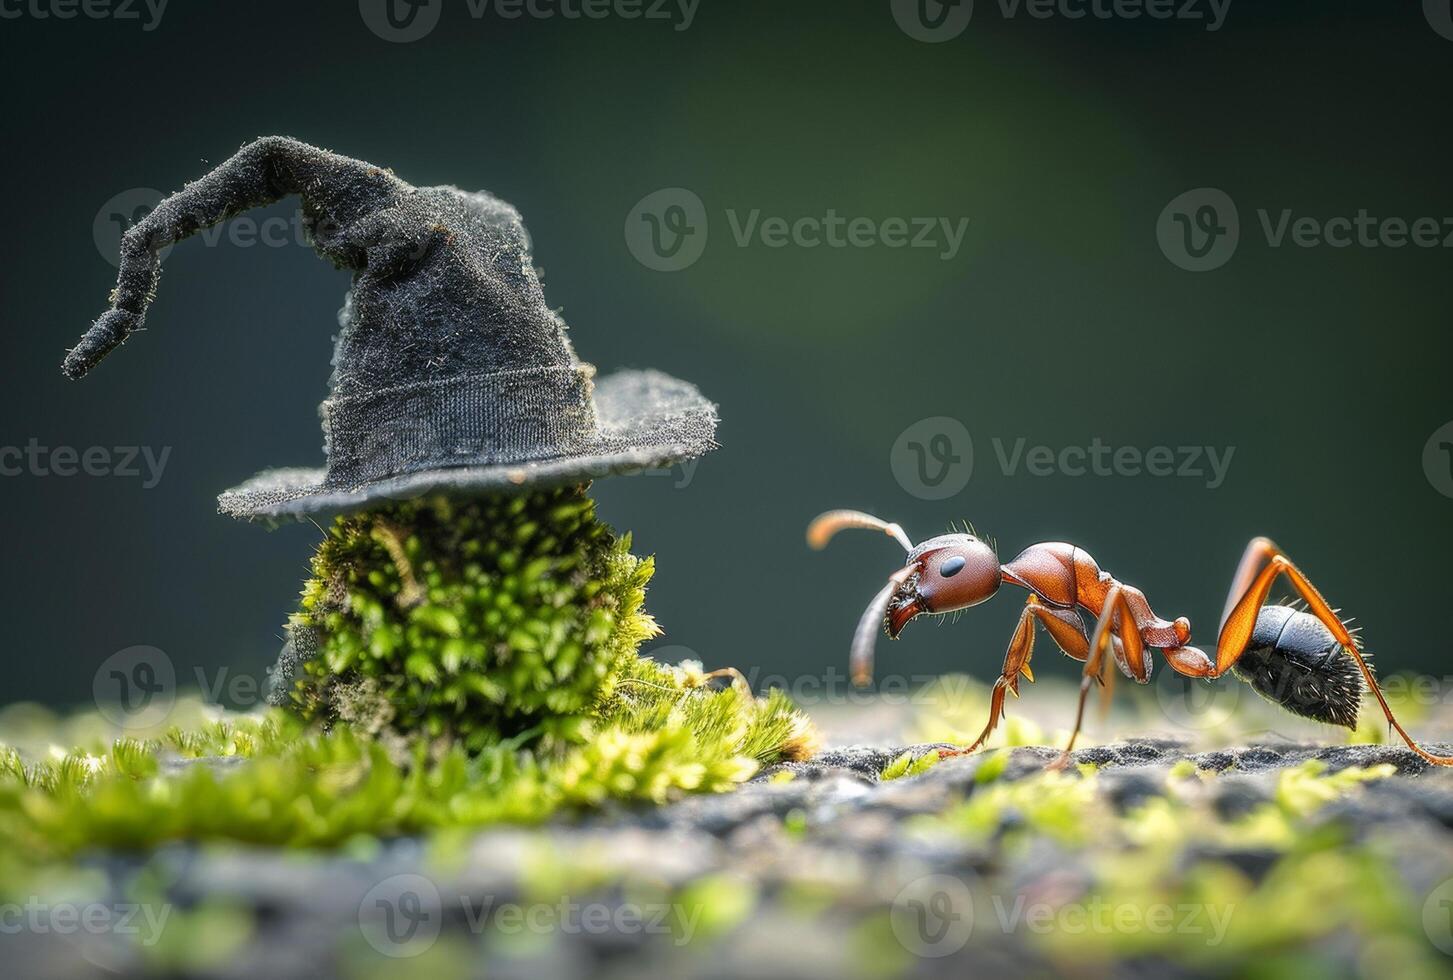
[217,369,718,522]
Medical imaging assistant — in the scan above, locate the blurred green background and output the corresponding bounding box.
[2,0,1450,710]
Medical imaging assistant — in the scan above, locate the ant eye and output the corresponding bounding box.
[939,555,966,578]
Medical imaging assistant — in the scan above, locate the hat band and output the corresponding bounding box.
[321,366,599,486]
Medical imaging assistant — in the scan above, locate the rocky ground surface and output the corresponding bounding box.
[14,732,1453,980]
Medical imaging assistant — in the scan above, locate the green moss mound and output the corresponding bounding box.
[0,667,814,861]
[284,488,660,754]
[0,485,819,854]
[0,488,817,863]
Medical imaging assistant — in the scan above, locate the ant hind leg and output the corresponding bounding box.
[1213,539,1453,766]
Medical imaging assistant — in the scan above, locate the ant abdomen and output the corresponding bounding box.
[1230,604,1365,729]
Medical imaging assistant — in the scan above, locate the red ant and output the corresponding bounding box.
[807,510,1453,768]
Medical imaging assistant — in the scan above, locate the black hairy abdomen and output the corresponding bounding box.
[1230,605,1365,729]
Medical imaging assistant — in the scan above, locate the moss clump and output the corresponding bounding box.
[284,488,662,754]
[0,486,818,863]
[0,675,815,861]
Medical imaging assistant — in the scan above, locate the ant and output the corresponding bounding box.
[807,509,1453,768]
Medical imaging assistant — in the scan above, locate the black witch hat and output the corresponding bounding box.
[64,136,717,520]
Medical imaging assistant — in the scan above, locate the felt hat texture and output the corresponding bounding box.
[63,137,718,520]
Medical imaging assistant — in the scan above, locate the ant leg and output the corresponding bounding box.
[940,598,1040,757]
[1049,587,1144,770]
[807,510,915,552]
[1031,601,1091,666]
[1220,536,1279,630]
[1209,541,1453,766]
[1028,602,1118,720]
[940,599,1099,760]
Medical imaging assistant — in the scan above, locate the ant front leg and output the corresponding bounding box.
[1190,537,1453,766]
[941,596,1086,758]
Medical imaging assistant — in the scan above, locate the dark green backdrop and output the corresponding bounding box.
[3,1,1450,709]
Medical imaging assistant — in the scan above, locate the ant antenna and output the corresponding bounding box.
[807,510,914,552]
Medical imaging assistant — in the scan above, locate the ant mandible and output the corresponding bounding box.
[807,509,1453,768]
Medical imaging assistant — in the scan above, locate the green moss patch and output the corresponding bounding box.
[0,489,816,864]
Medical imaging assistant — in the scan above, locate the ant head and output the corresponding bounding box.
[888,533,1003,636]
[805,510,1004,687]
